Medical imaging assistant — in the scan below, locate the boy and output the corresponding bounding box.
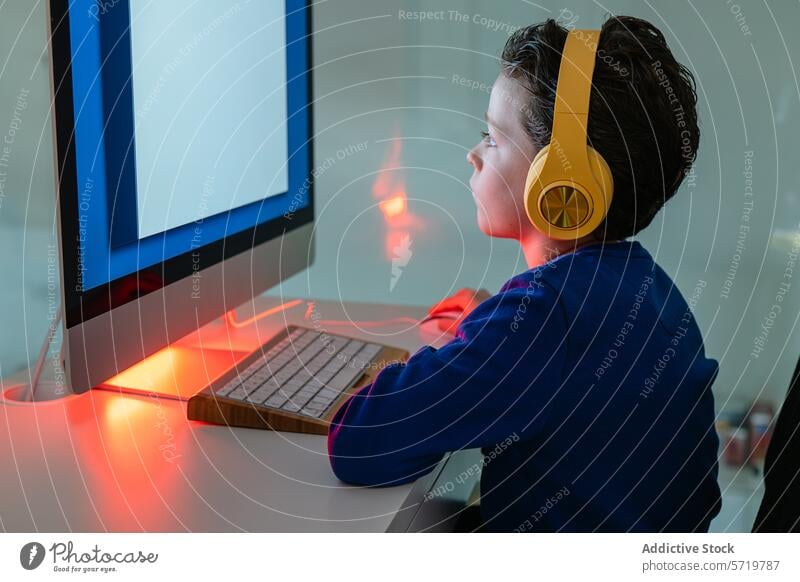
[327,15,721,532]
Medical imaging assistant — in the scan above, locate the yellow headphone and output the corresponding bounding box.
[524,29,614,241]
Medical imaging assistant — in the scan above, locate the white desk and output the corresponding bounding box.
[0,295,480,532]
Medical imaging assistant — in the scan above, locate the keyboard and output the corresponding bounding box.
[187,325,409,434]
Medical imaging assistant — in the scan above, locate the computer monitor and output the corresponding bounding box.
[48,0,315,394]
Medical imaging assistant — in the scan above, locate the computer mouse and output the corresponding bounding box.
[426,308,464,321]
[419,309,464,336]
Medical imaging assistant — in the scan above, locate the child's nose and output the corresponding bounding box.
[467,147,482,171]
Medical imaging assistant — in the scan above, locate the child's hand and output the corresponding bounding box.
[427,288,492,334]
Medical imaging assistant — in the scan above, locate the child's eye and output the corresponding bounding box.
[480,130,496,147]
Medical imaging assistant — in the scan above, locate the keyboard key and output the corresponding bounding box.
[289,339,314,353]
[242,375,266,391]
[306,392,341,415]
[290,369,311,384]
[302,405,326,418]
[226,385,250,401]
[243,357,268,374]
[274,368,297,384]
[247,386,278,405]
[325,337,350,354]
[296,385,319,398]
[263,393,287,409]
[317,387,340,401]
[292,389,318,407]
[327,363,366,392]
[359,344,383,359]
[321,358,346,372]
[282,400,301,413]
[315,369,337,383]
[320,357,348,377]
[305,377,326,392]
[249,367,272,380]
[339,341,365,356]
[306,353,332,374]
[214,379,239,397]
[297,343,324,364]
[283,382,306,396]
[309,393,335,408]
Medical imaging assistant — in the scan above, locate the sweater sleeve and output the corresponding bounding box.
[327,278,568,487]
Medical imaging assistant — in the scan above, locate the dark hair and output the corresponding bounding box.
[501,16,699,240]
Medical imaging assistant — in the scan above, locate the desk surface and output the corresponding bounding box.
[0,295,476,532]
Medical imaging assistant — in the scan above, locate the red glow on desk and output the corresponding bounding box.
[102,345,245,401]
[89,392,188,527]
[105,347,179,392]
[104,395,150,425]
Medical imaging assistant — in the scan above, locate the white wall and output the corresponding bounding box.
[0,0,56,379]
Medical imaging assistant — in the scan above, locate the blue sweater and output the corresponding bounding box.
[327,241,722,532]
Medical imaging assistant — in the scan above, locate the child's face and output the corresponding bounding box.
[467,74,538,240]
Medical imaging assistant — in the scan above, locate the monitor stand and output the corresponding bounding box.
[1,306,69,403]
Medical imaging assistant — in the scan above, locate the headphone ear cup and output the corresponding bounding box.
[585,145,614,219]
[524,144,614,239]
[531,144,549,168]
[524,145,550,222]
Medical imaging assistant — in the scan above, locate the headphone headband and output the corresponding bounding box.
[552,30,599,119]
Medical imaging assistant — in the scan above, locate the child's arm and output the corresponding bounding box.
[327,278,569,487]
